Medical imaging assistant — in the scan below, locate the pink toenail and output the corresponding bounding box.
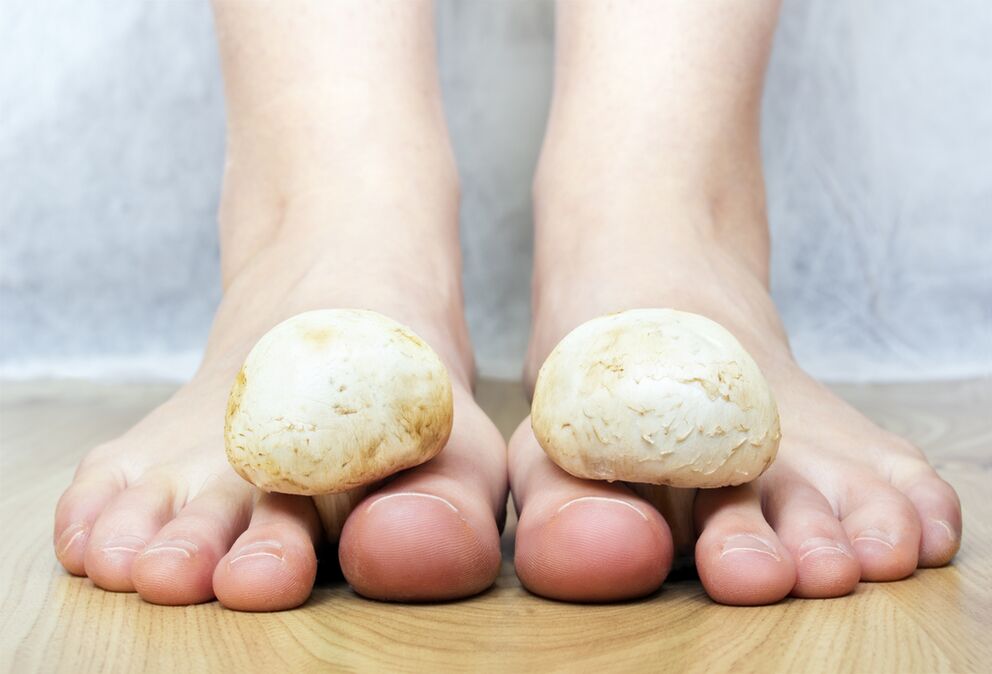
[556,496,649,521]
[56,523,87,560]
[927,518,957,541]
[720,534,781,561]
[798,537,854,562]
[366,492,460,514]
[229,540,285,566]
[852,528,895,549]
[140,539,199,559]
[101,535,147,556]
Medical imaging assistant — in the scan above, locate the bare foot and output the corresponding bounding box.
[512,214,961,603]
[509,0,961,605]
[53,186,507,610]
[53,175,506,610]
[53,0,506,610]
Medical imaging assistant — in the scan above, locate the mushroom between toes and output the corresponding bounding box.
[531,308,781,551]
[224,309,454,539]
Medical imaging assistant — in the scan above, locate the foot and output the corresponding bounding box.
[54,180,506,612]
[510,190,962,604]
[55,0,508,610]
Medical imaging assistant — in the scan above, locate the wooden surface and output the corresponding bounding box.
[1,377,989,673]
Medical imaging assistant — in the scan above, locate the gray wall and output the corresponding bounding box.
[2,0,990,381]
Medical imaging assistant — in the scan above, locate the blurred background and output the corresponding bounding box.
[2,0,990,382]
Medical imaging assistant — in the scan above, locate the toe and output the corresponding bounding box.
[761,472,859,598]
[841,478,921,581]
[340,484,500,601]
[214,492,321,612]
[83,478,177,591]
[891,462,962,567]
[132,476,254,605]
[54,467,125,575]
[338,399,505,601]
[510,420,672,602]
[694,484,796,605]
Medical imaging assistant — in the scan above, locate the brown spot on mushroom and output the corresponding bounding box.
[225,368,247,427]
[392,327,426,348]
[303,327,335,347]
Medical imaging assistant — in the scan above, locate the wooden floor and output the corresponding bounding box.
[1,377,989,672]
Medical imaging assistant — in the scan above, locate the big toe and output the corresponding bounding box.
[510,420,672,602]
[340,486,500,601]
[338,399,505,601]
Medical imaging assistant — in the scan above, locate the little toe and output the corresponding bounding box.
[694,484,796,606]
[214,492,321,612]
[761,473,859,598]
[841,479,921,581]
[132,476,254,605]
[338,396,505,601]
[54,468,125,575]
[891,463,962,567]
[83,479,177,591]
[510,420,672,602]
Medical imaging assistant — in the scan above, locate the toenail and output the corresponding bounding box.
[720,534,781,561]
[56,523,87,560]
[140,539,199,559]
[101,535,147,556]
[798,537,854,562]
[229,540,285,566]
[366,492,460,515]
[927,518,957,542]
[556,496,649,521]
[852,528,895,550]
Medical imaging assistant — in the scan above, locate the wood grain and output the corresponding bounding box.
[1,377,989,673]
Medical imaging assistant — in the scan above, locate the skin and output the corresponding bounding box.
[53,0,962,608]
[510,0,961,604]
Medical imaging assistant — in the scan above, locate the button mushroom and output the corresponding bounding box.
[224,309,453,538]
[531,309,781,550]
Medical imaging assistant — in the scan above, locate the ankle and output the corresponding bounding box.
[217,74,461,281]
[217,137,461,279]
[224,103,460,202]
[532,173,771,291]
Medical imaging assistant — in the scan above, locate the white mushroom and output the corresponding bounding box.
[224,309,453,536]
[531,308,780,490]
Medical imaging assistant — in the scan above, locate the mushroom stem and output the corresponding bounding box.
[629,483,697,556]
[313,488,369,542]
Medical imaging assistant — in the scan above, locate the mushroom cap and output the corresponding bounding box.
[225,309,453,495]
[531,309,780,488]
